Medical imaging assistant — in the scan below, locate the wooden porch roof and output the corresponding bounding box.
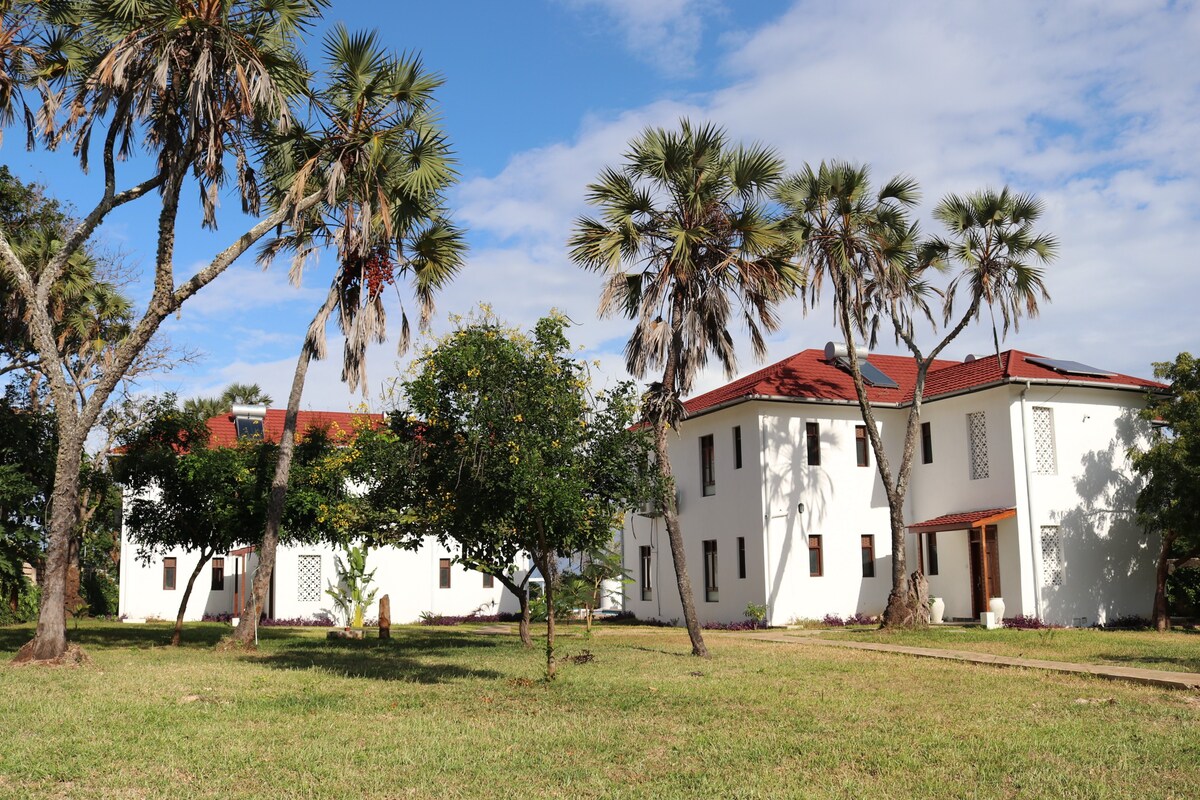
[907,507,1016,533]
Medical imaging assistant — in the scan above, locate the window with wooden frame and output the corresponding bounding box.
[926,532,939,575]
[861,535,875,578]
[855,425,870,467]
[700,435,716,496]
[163,557,177,590]
[921,421,933,464]
[808,536,823,577]
[806,422,821,466]
[703,540,718,601]
[438,558,452,589]
[639,545,652,601]
[733,426,743,470]
[737,536,747,579]
[482,571,494,589]
[211,557,225,591]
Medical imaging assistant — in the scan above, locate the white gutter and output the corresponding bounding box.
[760,413,773,622]
[1019,381,1045,618]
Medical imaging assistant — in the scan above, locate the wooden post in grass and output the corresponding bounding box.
[379,594,391,640]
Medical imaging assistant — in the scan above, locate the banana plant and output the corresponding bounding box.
[326,543,379,629]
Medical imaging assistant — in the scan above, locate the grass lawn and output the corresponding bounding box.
[822,626,1200,673]
[1,621,1197,799]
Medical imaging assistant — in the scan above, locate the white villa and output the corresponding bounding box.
[117,408,526,624]
[619,344,1166,628]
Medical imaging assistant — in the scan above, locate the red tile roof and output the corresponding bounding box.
[682,348,1165,417]
[206,409,382,447]
[907,507,1016,532]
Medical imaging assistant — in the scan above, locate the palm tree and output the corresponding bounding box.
[228,27,466,646]
[778,165,1056,627]
[181,382,272,421]
[568,119,798,657]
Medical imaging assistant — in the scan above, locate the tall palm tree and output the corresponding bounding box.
[778,165,1056,627]
[569,119,798,657]
[229,27,465,646]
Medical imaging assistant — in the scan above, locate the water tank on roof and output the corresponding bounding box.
[824,341,869,361]
[230,404,267,419]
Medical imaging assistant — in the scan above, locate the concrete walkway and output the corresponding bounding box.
[738,631,1200,691]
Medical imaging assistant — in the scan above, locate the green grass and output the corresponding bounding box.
[1,621,1198,799]
[822,626,1200,673]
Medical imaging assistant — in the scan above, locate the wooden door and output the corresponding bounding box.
[968,525,1002,616]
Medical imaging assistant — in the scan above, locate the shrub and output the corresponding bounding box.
[202,613,233,623]
[83,570,120,617]
[846,612,878,626]
[1002,614,1055,630]
[1101,614,1153,630]
[260,616,336,627]
[821,614,846,627]
[417,611,523,626]
[744,603,768,628]
[1167,566,1200,617]
[701,619,761,631]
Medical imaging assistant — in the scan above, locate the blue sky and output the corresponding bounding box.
[4,0,1199,412]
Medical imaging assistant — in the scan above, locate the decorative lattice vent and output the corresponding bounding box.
[967,411,989,480]
[1033,407,1057,475]
[1040,526,1064,587]
[297,555,322,602]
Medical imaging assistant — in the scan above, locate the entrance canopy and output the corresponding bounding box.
[907,507,1015,533]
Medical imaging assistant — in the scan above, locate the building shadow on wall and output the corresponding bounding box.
[1045,407,1155,625]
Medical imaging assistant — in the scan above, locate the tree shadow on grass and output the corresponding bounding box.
[0,623,234,653]
[251,636,506,683]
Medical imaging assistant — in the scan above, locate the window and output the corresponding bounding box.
[297,555,321,602]
[806,422,821,466]
[211,557,225,591]
[439,558,452,589]
[639,545,653,601]
[700,435,715,496]
[733,426,743,470]
[163,557,177,591]
[234,416,264,439]
[737,536,747,579]
[808,536,823,577]
[926,532,939,575]
[967,411,989,479]
[1041,525,1064,587]
[921,422,933,464]
[861,535,875,578]
[855,425,870,467]
[482,571,494,589]
[1033,407,1057,475]
[703,540,718,602]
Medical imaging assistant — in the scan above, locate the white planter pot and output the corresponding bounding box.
[929,597,945,625]
[988,597,1005,622]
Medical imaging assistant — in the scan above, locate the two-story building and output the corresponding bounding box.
[620,344,1165,628]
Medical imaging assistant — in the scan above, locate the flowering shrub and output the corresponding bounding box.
[822,614,846,627]
[202,613,233,623]
[1002,614,1055,630]
[846,612,878,626]
[701,619,762,631]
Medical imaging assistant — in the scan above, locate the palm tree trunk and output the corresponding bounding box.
[173,548,213,646]
[13,425,86,663]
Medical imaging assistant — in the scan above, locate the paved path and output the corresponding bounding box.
[737,631,1200,691]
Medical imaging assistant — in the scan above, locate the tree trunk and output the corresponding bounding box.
[496,572,533,647]
[14,428,86,663]
[537,552,558,680]
[882,501,916,628]
[1153,531,1177,632]
[655,421,709,657]
[173,548,213,646]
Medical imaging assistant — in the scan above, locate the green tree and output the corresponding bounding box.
[560,544,630,633]
[1132,353,1200,631]
[393,313,654,678]
[228,27,466,648]
[568,119,797,657]
[0,387,54,619]
[778,166,1056,627]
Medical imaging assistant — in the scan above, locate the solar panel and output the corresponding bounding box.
[234,417,264,439]
[1025,356,1116,378]
[833,357,899,389]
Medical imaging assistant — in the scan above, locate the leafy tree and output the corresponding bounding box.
[0,0,343,663]
[228,27,466,648]
[777,165,1056,627]
[560,544,630,633]
[1132,353,1200,631]
[391,313,654,677]
[0,388,54,618]
[568,119,798,657]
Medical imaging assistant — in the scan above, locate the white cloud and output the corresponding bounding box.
[564,0,713,76]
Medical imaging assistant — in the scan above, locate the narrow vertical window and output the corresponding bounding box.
[808,536,823,577]
[211,557,225,591]
[737,536,746,579]
[439,558,452,589]
[861,535,875,578]
[703,540,718,601]
[297,555,321,601]
[926,532,939,576]
[163,557,177,591]
[733,426,743,470]
[921,422,933,464]
[806,422,821,466]
[856,425,870,467]
[1040,525,1064,587]
[967,411,989,479]
[700,435,715,496]
[482,571,494,589]
[1033,407,1057,475]
[640,545,653,601]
